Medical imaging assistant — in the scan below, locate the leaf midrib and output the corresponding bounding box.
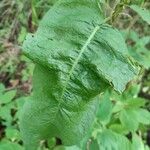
[54,25,100,117]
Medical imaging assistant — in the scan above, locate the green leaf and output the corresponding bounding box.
[120,108,150,133]
[54,145,80,150]
[23,1,138,93]
[131,0,145,6]
[0,83,5,92]
[0,102,15,126]
[21,0,139,149]
[16,97,27,109]
[15,97,27,119]
[0,90,16,104]
[47,138,56,149]
[119,109,139,132]
[112,101,124,113]
[109,124,129,134]
[0,141,24,150]
[121,30,139,43]
[137,36,150,47]
[128,35,150,69]
[132,134,145,150]
[145,146,150,150]
[21,65,100,150]
[95,130,131,150]
[5,128,21,141]
[89,139,99,150]
[130,5,150,24]
[135,108,150,125]
[18,27,27,43]
[125,98,146,109]
[97,91,113,124]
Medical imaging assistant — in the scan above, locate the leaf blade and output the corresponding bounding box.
[21,0,139,149]
[130,5,150,24]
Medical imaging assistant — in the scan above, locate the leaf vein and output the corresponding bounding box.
[55,25,100,118]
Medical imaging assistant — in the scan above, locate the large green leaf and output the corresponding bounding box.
[21,0,139,149]
[20,65,99,150]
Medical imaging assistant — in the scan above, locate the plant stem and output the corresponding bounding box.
[110,0,131,23]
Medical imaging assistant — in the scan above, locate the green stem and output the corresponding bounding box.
[110,0,131,23]
[31,0,39,25]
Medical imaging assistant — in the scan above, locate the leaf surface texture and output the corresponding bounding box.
[21,0,139,149]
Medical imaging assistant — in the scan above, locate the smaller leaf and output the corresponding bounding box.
[119,109,139,132]
[0,90,16,104]
[121,30,139,43]
[137,36,150,47]
[16,97,26,109]
[0,141,24,150]
[135,108,150,125]
[0,102,15,126]
[130,5,150,24]
[54,145,80,150]
[15,97,27,119]
[128,45,150,69]
[97,91,113,124]
[132,134,145,150]
[18,27,27,43]
[47,138,56,149]
[0,84,5,92]
[89,139,99,150]
[96,130,131,150]
[5,128,21,141]
[125,98,145,109]
[109,124,129,134]
[112,101,124,113]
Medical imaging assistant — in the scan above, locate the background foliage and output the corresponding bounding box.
[0,0,150,150]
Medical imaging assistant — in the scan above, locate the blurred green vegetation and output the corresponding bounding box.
[0,0,150,150]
